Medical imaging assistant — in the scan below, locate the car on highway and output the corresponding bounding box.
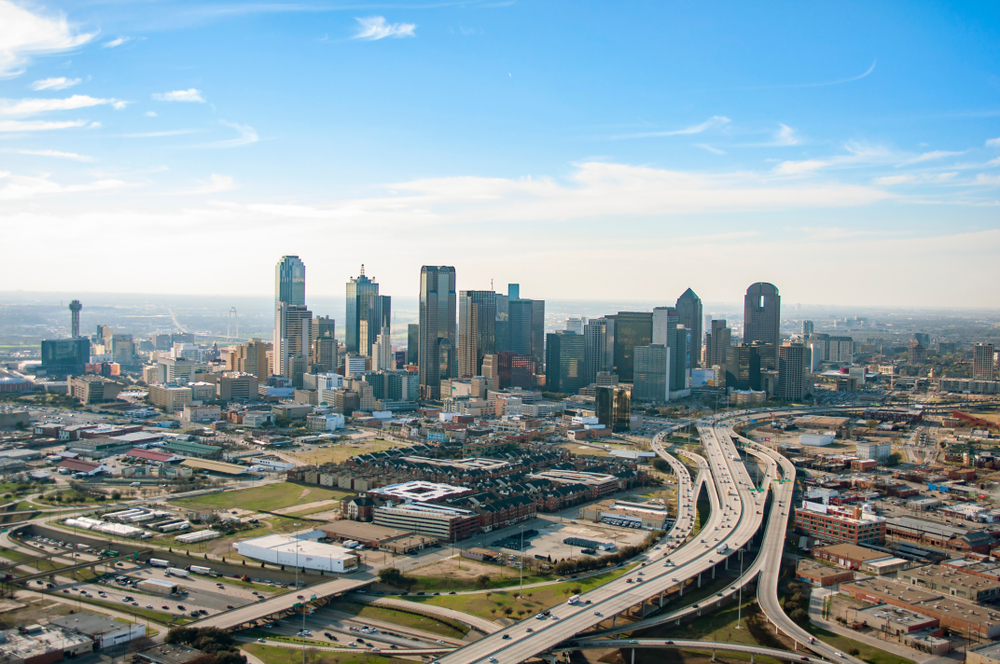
[525,627,534,633]
[502,634,511,640]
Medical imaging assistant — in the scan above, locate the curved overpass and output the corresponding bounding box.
[568,637,835,664]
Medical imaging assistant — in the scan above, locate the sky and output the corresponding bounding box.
[0,0,999,308]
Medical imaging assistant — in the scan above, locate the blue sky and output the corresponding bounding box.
[1,0,999,307]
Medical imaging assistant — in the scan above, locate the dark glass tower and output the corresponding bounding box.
[612,311,653,382]
[545,331,585,394]
[743,282,780,369]
[675,288,703,368]
[458,290,497,377]
[345,265,381,355]
[419,266,456,399]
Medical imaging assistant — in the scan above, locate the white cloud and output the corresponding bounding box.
[145,111,157,117]
[0,171,123,200]
[0,119,87,132]
[3,148,93,161]
[986,137,1000,148]
[102,37,132,48]
[0,94,124,117]
[0,0,94,77]
[613,116,730,139]
[189,120,258,148]
[30,77,81,91]
[772,123,799,146]
[774,159,831,175]
[873,174,917,185]
[695,144,726,155]
[352,16,416,41]
[183,174,237,194]
[152,89,206,103]
[974,173,1000,186]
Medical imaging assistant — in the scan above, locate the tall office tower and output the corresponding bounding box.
[495,287,510,352]
[973,343,996,380]
[671,326,688,391]
[596,385,631,433]
[530,299,545,372]
[633,345,670,403]
[652,307,676,345]
[358,293,391,358]
[545,331,586,394]
[913,333,931,348]
[233,338,270,381]
[96,324,112,347]
[612,312,653,382]
[705,320,731,369]
[110,334,135,366]
[345,265,380,355]
[458,293,479,378]
[481,354,499,391]
[418,266,457,399]
[69,300,82,338]
[508,299,533,356]
[373,327,393,371]
[743,282,781,369]
[565,317,585,335]
[311,316,337,373]
[777,343,808,401]
[675,288,703,368]
[802,320,815,337]
[40,338,90,377]
[497,351,535,390]
[275,255,306,306]
[459,290,497,377]
[726,343,763,391]
[908,338,927,364]
[406,324,419,365]
[583,318,608,385]
[508,283,520,300]
[275,303,312,387]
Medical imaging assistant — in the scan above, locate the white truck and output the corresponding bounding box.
[716,544,729,554]
[149,558,170,568]
[188,565,212,576]
[166,567,190,578]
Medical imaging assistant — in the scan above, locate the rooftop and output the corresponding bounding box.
[373,480,469,502]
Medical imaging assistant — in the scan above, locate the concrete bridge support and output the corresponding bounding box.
[659,590,665,608]
[698,573,702,588]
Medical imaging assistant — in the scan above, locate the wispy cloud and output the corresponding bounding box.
[3,148,94,162]
[0,119,88,132]
[750,60,877,89]
[0,95,126,117]
[351,16,416,41]
[695,144,726,155]
[103,37,132,48]
[771,123,799,146]
[874,172,958,185]
[183,174,237,194]
[117,129,200,138]
[30,77,81,91]
[145,111,157,117]
[0,1,95,77]
[898,150,967,166]
[974,173,1000,186]
[0,171,124,200]
[152,89,206,103]
[774,159,830,175]
[613,115,730,139]
[208,121,258,147]
[988,137,1000,148]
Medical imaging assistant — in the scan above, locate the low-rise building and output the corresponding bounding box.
[794,501,886,545]
[148,384,193,413]
[897,564,1000,603]
[236,532,359,573]
[796,559,855,587]
[0,624,93,664]
[50,612,146,649]
[812,543,908,575]
[372,502,481,541]
[580,499,670,530]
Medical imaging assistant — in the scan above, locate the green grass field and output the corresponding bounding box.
[241,643,412,664]
[335,600,468,639]
[172,483,351,513]
[801,622,914,664]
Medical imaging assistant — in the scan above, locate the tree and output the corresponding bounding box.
[475,574,491,589]
[502,606,513,616]
[652,457,670,473]
[885,452,903,467]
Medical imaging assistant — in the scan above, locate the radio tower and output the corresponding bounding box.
[69,300,82,338]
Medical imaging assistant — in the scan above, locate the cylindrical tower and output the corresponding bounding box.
[69,300,82,338]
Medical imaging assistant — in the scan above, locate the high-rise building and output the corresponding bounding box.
[652,307,676,346]
[596,385,631,432]
[358,293,391,358]
[675,288,703,369]
[705,320,731,369]
[508,299,533,357]
[275,255,306,306]
[565,317,585,335]
[633,345,670,403]
[40,338,90,377]
[583,318,608,385]
[726,343,763,391]
[458,290,497,377]
[973,343,996,381]
[407,324,419,366]
[743,282,781,369]
[230,338,270,380]
[671,326,688,391]
[311,317,336,373]
[545,331,585,394]
[497,351,534,390]
[373,327,393,371]
[802,320,815,337]
[69,300,82,338]
[777,343,808,401]
[275,303,312,387]
[531,299,545,372]
[908,339,926,365]
[418,266,457,400]
[612,312,653,382]
[345,265,381,355]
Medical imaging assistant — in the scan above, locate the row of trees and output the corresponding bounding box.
[552,529,666,577]
[165,627,246,664]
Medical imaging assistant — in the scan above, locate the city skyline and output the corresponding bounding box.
[0,1,998,306]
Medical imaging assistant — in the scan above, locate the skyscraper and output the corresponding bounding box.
[612,312,653,383]
[565,317,585,335]
[275,255,306,306]
[458,290,497,377]
[69,300,82,338]
[358,293,391,358]
[407,324,419,366]
[310,316,336,373]
[777,343,808,401]
[373,327,393,371]
[530,299,545,372]
[583,318,608,385]
[596,385,631,433]
[802,320,815,337]
[345,265,381,355]
[497,351,534,390]
[652,307,686,391]
[633,345,670,403]
[705,320,731,369]
[743,282,781,368]
[726,343,763,391]
[973,343,996,380]
[545,331,585,394]
[275,303,312,387]
[418,266,456,399]
[675,288,703,368]
[508,299,533,357]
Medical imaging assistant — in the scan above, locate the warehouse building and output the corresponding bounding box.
[50,613,146,649]
[372,502,481,542]
[318,521,436,553]
[580,499,670,529]
[886,516,997,553]
[812,543,908,575]
[0,623,93,663]
[841,578,1000,639]
[794,502,886,545]
[796,559,855,588]
[897,564,1000,603]
[236,532,359,573]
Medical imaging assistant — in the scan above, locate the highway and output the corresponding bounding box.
[568,638,835,664]
[434,419,770,664]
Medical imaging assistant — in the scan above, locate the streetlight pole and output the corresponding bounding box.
[519,526,525,595]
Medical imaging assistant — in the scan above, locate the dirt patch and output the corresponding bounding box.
[273,499,338,515]
[297,488,313,501]
[409,557,496,580]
